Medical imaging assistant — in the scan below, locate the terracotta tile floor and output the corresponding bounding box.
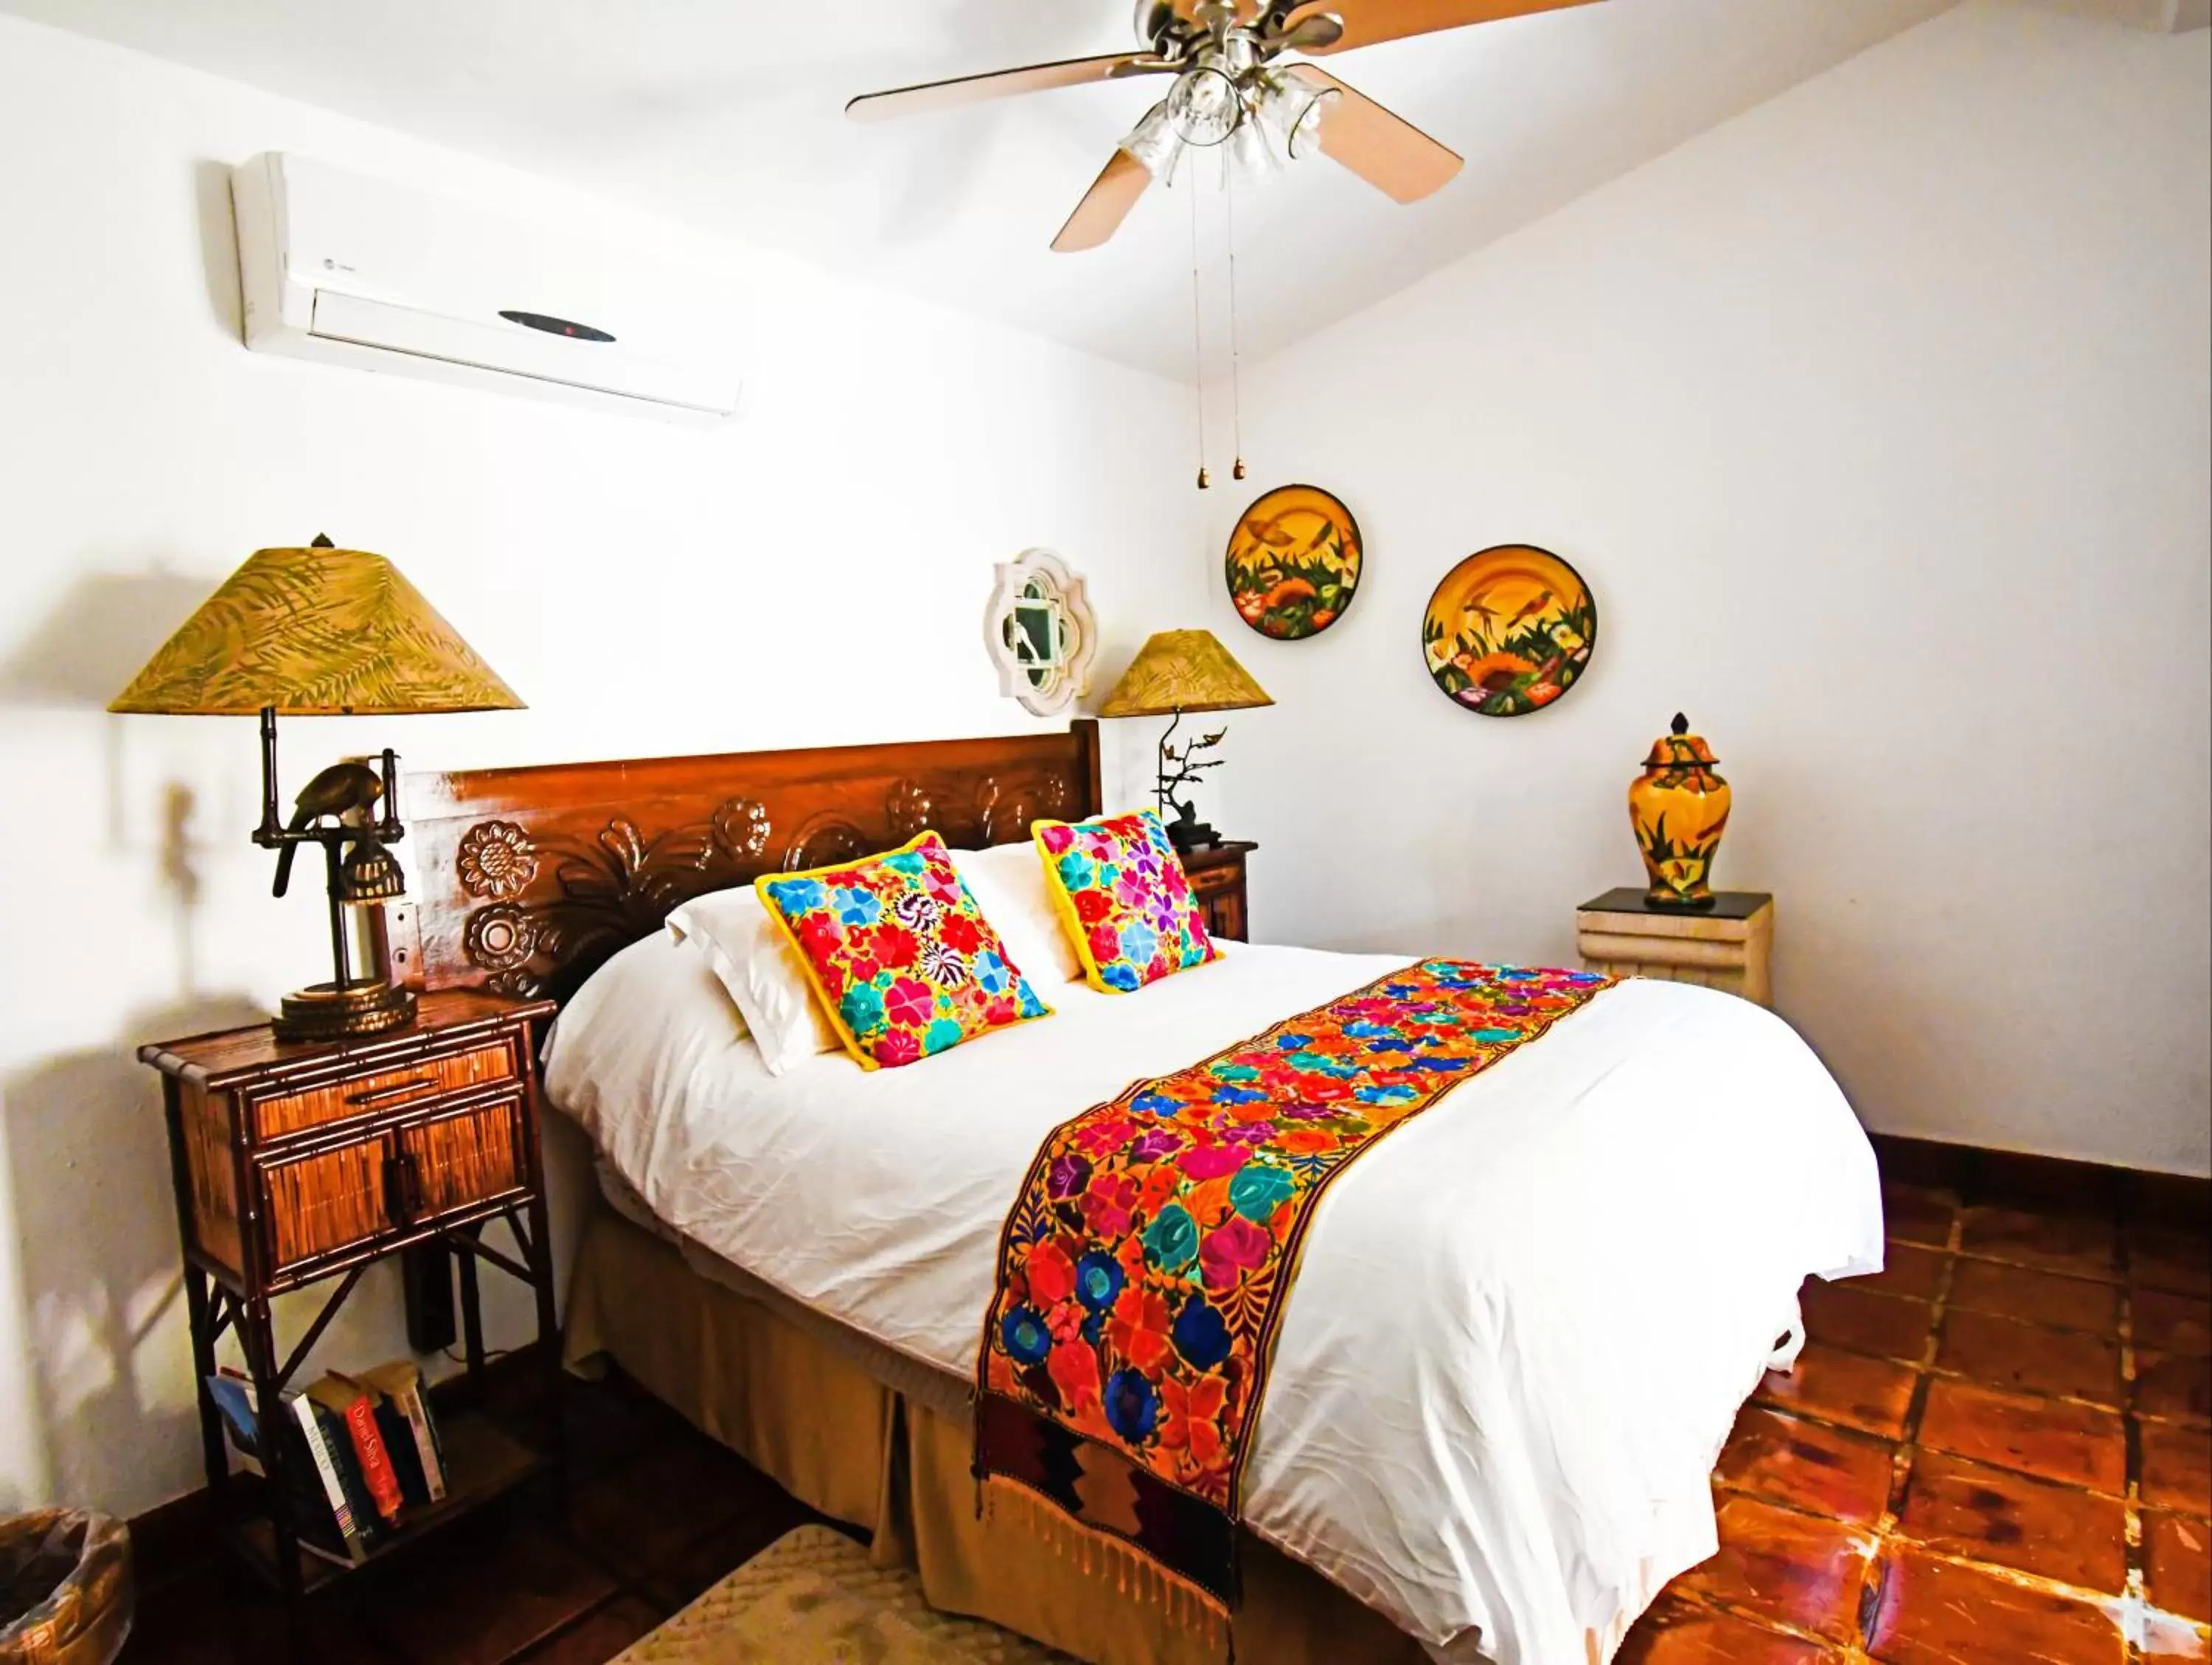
[124,1185,2211,1664]
[1624,1182,2212,1665]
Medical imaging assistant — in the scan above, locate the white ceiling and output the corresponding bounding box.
[4,0,1956,377]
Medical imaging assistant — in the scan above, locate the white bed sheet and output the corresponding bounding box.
[544,934,1882,1664]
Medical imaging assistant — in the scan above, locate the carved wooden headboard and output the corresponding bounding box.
[397,721,1102,1003]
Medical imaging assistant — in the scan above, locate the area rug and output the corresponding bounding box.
[611,1523,1073,1664]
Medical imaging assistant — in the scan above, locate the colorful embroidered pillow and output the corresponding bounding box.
[1032,810,1216,993]
[754,831,1052,1070]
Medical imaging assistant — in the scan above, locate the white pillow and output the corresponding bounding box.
[666,886,841,1074]
[950,841,1083,985]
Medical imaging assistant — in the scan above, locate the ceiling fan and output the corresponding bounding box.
[846,0,1601,252]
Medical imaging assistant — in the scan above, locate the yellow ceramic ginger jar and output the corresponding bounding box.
[1629,714,1731,910]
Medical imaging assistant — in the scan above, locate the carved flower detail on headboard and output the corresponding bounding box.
[712,797,772,862]
[975,777,1026,847]
[782,816,872,872]
[886,779,935,842]
[464,903,539,973]
[975,774,1073,845]
[456,820,539,900]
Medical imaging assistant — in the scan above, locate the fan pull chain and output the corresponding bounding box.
[1225,162,1246,482]
[1189,177,1209,490]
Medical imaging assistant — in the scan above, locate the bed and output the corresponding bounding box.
[401,721,1884,1665]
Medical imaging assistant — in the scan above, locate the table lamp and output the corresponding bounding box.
[111,536,524,1040]
[1096,628,1272,852]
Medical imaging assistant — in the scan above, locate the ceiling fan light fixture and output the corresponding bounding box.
[1166,64,1242,147]
[1121,98,1187,182]
[1228,111,1281,176]
[1253,69,1336,161]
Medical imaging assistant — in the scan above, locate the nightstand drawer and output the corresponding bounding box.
[248,1032,521,1142]
[1186,863,1239,895]
[256,1090,530,1279]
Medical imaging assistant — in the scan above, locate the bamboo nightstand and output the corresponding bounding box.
[1576,888,1774,1007]
[140,989,560,1656]
[1183,840,1256,942]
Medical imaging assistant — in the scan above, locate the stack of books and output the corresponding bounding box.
[204,1361,449,1566]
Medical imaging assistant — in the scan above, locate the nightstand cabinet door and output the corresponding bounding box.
[1181,841,1256,945]
[252,1090,532,1281]
[395,1092,529,1223]
[256,1135,392,1273]
[1196,880,1247,944]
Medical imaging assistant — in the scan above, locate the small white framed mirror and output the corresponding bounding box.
[984,549,1097,717]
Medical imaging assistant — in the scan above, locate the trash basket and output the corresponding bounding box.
[0,1511,132,1665]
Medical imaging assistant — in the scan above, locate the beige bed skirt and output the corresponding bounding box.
[565,1203,1429,1665]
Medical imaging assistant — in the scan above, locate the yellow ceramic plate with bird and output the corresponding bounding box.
[1225,484,1363,640]
[1422,544,1596,717]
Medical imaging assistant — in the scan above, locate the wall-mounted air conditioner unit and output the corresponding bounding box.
[231,152,740,420]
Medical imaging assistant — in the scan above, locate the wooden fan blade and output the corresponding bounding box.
[1281,64,1461,203]
[1281,0,1601,55]
[1169,0,1265,22]
[846,52,1172,122]
[1051,150,1155,252]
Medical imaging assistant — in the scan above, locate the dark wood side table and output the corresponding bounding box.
[1183,840,1256,943]
[140,989,561,1656]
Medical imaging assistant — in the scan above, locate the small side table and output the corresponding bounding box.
[140,989,560,1658]
[1182,840,1256,942]
[1576,888,1774,1006]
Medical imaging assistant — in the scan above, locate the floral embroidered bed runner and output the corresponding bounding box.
[975,959,1615,1615]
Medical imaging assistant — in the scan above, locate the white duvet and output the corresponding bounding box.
[545,935,1882,1664]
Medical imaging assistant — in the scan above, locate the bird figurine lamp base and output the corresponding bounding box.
[1153,707,1227,853]
[254,703,420,1041]
[1163,807,1220,853]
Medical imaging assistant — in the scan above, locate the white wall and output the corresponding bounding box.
[0,14,1206,1518]
[1211,1,2211,1175]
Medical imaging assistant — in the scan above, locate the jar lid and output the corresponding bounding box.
[1642,712,1718,768]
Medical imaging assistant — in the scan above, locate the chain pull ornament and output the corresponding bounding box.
[1189,173,1209,490]
[1226,161,1247,484]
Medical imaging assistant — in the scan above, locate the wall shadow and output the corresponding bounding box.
[0,571,215,712]
[0,566,228,852]
[0,767,259,1513]
[0,993,262,1513]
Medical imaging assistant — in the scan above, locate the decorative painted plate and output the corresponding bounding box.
[1422,544,1597,717]
[1225,484,1363,641]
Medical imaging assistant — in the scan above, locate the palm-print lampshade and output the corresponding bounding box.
[109,543,524,716]
[1096,630,1272,718]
